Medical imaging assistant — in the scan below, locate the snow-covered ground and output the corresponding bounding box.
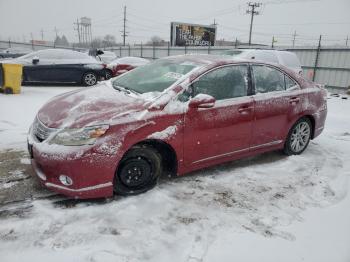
[0,86,349,262]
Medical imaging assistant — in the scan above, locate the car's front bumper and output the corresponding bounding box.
[27,128,118,199]
[31,158,113,198]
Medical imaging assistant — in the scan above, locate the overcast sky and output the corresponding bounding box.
[0,0,349,46]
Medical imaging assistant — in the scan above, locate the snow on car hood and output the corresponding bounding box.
[37,81,148,129]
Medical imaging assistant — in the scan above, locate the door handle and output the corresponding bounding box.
[289,97,300,104]
[238,106,253,113]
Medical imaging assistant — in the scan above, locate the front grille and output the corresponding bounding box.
[32,117,56,142]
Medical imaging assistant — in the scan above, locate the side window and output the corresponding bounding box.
[252,65,285,93]
[285,75,298,89]
[192,65,248,100]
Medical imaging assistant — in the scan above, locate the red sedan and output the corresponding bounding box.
[28,55,327,199]
[106,56,150,77]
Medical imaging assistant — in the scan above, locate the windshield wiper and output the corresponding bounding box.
[114,85,129,93]
[114,84,139,95]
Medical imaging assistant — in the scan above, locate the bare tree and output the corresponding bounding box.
[91,37,103,48]
[147,35,165,46]
[102,35,116,47]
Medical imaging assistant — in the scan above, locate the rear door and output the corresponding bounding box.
[250,64,303,147]
[183,64,254,165]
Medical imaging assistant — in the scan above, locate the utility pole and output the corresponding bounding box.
[30,32,34,50]
[246,2,261,46]
[121,5,128,46]
[292,30,297,47]
[346,35,348,47]
[74,18,81,44]
[54,27,58,38]
[40,29,44,41]
[271,36,277,48]
[312,35,322,82]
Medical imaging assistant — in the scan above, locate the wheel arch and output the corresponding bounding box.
[117,139,178,178]
[302,114,315,139]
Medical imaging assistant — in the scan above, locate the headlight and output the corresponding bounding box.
[49,124,109,146]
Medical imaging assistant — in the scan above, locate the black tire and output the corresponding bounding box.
[114,146,162,196]
[105,70,113,80]
[284,117,312,155]
[82,72,98,86]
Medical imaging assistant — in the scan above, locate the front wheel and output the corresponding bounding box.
[82,72,97,86]
[284,117,312,155]
[114,146,162,196]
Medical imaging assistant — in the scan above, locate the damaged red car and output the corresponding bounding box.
[28,55,327,199]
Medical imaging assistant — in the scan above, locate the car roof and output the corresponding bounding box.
[162,54,300,83]
[161,54,248,65]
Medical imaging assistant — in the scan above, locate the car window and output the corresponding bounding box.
[285,74,298,89]
[192,65,248,100]
[112,59,201,93]
[252,65,285,93]
[18,51,40,60]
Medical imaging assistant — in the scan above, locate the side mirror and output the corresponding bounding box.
[32,56,39,65]
[189,94,216,109]
[97,50,104,55]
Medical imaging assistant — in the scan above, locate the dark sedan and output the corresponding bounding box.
[6,49,109,86]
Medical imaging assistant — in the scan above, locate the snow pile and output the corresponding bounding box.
[0,87,349,262]
[148,125,177,140]
[0,86,78,150]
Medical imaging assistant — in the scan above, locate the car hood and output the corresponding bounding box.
[37,81,149,129]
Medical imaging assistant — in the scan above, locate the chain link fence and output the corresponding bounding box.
[1,40,349,90]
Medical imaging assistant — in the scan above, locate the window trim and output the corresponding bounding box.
[250,63,300,95]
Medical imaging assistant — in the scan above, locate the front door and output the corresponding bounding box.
[183,64,254,166]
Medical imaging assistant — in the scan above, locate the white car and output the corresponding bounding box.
[221,49,303,75]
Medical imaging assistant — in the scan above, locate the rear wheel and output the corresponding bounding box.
[284,117,312,155]
[114,146,162,196]
[105,70,112,80]
[82,72,97,86]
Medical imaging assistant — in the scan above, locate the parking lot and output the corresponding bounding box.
[1,0,350,260]
[0,85,349,261]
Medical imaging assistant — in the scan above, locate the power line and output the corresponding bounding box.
[246,2,262,45]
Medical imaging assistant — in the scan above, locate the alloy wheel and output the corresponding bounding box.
[84,73,97,86]
[290,121,311,153]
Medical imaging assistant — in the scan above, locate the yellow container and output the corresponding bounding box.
[2,63,23,94]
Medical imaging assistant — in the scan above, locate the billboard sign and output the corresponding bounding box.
[170,22,216,46]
